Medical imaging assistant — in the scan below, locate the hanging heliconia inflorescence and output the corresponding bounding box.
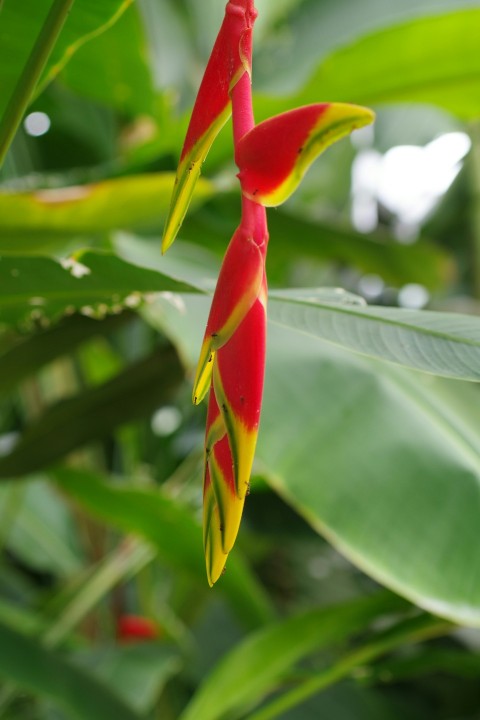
[163,0,374,585]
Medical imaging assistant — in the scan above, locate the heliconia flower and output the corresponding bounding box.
[162,0,258,253]
[236,103,375,206]
[162,0,375,586]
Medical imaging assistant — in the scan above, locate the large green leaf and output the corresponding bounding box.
[255,0,479,93]
[0,620,142,720]
[52,467,275,629]
[258,324,480,626]
[252,680,414,720]
[0,345,184,478]
[146,284,480,383]
[0,173,213,253]
[256,9,480,120]
[179,592,405,720]
[0,250,199,326]
[246,614,449,720]
[149,294,480,626]
[0,0,133,120]
[269,289,480,381]
[60,3,155,116]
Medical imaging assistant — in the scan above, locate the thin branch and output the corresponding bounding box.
[0,0,75,167]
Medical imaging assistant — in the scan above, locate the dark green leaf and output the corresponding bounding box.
[60,4,156,116]
[0,251,199,327]
[0,0,135,120]
[52,467,275,629]
[0,313,130,397]
[74,643,181,713]
[0,345,184,477]
[0,620,142,720]
[179,592,405,720]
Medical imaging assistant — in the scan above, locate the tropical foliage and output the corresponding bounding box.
[0,0,480,718]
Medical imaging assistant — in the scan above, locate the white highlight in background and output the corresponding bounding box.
[398,283,430,309]
[24,112,51,137]
[151,406,182,437]
[351,132,472,238]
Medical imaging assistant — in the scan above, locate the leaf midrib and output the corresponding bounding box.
[269,296,480,350]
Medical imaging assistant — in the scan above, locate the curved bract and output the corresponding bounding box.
[192,226,265,405]
[162,1,257,253]
[236,103,375,206]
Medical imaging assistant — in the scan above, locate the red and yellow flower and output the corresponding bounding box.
[163,0,374,584]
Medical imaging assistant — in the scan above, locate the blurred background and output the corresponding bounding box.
[1,0,480,718]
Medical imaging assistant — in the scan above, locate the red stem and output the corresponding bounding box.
[231,70,255,145]
[231,65,268,248]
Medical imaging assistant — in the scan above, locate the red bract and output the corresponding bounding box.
[162,0,258,253]
[163,0,375,584]
[192,223,265,406]
[236,103,375,206]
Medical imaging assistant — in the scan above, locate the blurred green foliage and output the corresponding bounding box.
[0,0,480,718]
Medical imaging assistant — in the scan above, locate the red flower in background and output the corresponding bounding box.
[117,615,159,643]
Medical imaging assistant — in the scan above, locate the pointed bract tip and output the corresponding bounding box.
[206,548,227,587]
[193,340,215,406]
[161,229,175,255]
[203,468,228,586]
[208,437,246,554]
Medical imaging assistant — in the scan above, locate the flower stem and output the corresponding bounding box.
[231,70,255,146]
[248,614,452,720]
[231,65,268,246]
[0,0,76,167]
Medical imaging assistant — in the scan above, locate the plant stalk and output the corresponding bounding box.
[248,615,451,720]
[0,0,75,167]
[231,56,268,248]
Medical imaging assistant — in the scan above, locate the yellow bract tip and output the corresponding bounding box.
[193,339,215,405]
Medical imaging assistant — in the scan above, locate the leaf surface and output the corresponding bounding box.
[0,346,184,478]
[150,294,480,626]
[52,467,275,629]
[269,291,480,381]
[0,313,130,396]
[180,592,404,720]
[60,3,155,115]
[0,620,141,720]
[0,173,213,254]
[259,324,480,626]
[0,0,134,119]
[256,9,480,121]
[0,251,199,327]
